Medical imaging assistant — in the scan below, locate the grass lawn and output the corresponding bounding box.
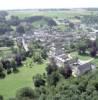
[70,52,92,60]
[0,47,12,59]
[70,51,98,67]
[0,58,47,100]
[91,57,98,67]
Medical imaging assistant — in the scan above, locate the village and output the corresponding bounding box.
[0,12,98,77]
[13,20,98,77]
[0,9,98,99]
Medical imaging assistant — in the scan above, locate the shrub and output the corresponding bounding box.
[33,74,45,87]
[16,87,36,100]
[33,53,43,64]
[59,65,72,78]
[7,69,12,74]
[41,49,48,60]
[13,67,19,73]
[46,63,58,75]
[15,54,22,66]
[47,72,60,86]
[0,62,5,78]
[0,95,3,100]
[0,62,4,72]
[0,72,5,79]
[1,59,11,69]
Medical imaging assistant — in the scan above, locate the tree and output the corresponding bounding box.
[0,62,5,78]
[78,40,87,54]
[86,84,95,95]
[41,49,48,60]
[15,54,22,66]
[47,72,60,86]
[33,74,45,87]
[0,23,13,35]
[0,11,8,17]
[47,18,57,26]
[1,59,11,69]
[33,52,43,64]
[90,47,97,57]
[0,62,3,72]
[78,80,88,92]
[16,25,25,34]
[1,38,14,47]
[0,95,3,100]
[69,22,75,29]
[92,81,98,91]
[10,59,19,73]
[70,43,76,49]
[46,62,58,75]
[96,35,98,50]
[9,16,20,26]
[59,65,72,78]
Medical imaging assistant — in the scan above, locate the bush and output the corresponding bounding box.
[10,59,16,68]
[15,54,22,66]
[0,62,4,72]
[0,63,5,78]
[47,72,60,86]
[7,69,12,74]
[13,67,19,73]
[59,65,72,78]
[46,62,58,75]
[0,72,5,79]
[90,47,97,57]
[0,95,3,100]
[1,59,11,69]
[33,53,43,64]
[16,87,36,100]
[21,52,26,61]
[41,49,48,60]
[33,74,45,87]
[26,51,33,57]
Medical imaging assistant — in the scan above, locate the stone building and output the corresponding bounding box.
[71,59,96,77]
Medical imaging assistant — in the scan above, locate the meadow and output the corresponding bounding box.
[70,51,98,67]
[0,58,47,100]
[0,47,12,59]
[8,10,96,19]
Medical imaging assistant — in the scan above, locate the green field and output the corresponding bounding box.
[8,10,98,30]
[70,51,98,67]
[0,58,47,100]
[8,10,97,19]
[0,47,12,59]
[70,52,92,60]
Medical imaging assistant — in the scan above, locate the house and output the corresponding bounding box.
[54,54,69,67]
[48,44,72,67]
[71,59,96,77]
[49,54,71,67]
